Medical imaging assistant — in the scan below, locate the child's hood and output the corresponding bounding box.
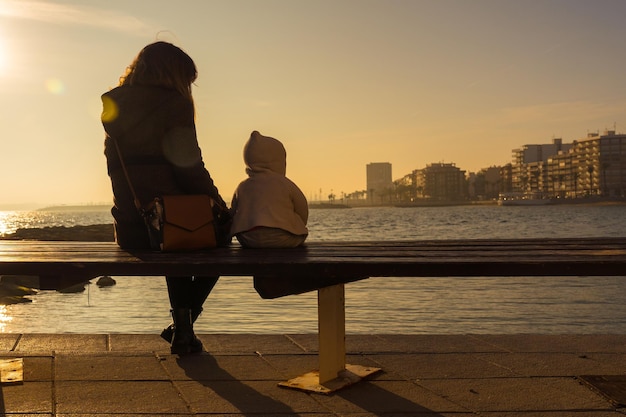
[243,131,287,176]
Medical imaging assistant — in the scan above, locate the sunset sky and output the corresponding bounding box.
[1,0,626,209]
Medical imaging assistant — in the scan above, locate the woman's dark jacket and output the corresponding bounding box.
[101,85,226,249]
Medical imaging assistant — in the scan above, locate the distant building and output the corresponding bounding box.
[417,163,467,201]
[547,130,626,198]
[354,129,625,204]
[469,166,503,200]
[366,162,393,203]
[500,164,513,194]
[510,131,626,198]
[511,138,572,193]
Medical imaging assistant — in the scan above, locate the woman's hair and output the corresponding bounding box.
[119,41,197,103]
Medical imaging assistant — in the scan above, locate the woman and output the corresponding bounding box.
[101,41,228,354]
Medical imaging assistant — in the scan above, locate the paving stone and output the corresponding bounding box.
[476,412,625,416]
[15,334,107,353]
[1,381,52,413]
[283,334,319,352]
[175,379,327,414]
[0,356,54,382]
[108,334,168,352]
[258,353,320,380]
[160,353,285,381]
[0,334,19,351]
[289,334,505,353]
[365,353,518,379]
[313,380,468,414]
[207,334,305,354]
[473,334,626,353]
[364,334,510,353]
[0,414,53,417]
[350,334,506,354]
[475,352,626,377]
[56,415,188,417]
[190,414,337,417]
[21,356,52,381]
[418,376,613,412]
[55,381,189,414]
[55,354,169,380]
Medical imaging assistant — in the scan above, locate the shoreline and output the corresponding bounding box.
[1,199,624,241]
[35,204,111,211]
[5,198,625,213]
[0,224,115,241]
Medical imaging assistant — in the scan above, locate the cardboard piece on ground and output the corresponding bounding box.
[0,358,23,384]
[279,364,381,394]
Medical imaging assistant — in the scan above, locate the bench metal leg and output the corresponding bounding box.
[318,283,346,382]
[279,283,381,394]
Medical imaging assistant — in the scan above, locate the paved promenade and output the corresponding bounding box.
[0,333,625,416]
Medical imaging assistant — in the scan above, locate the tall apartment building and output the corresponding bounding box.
[416,163,467,201]
[366,162,393,202]
[546,130,626,197]
[512,131,626,198]
[511,138,572,193]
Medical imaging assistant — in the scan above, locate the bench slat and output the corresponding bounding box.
[0,239,625,279]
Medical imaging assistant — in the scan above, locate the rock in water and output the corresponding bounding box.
[57,282,89,293]
[0,224,114,241]
[96,276,116,287]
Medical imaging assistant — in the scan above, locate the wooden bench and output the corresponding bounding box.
[1,238,625,393]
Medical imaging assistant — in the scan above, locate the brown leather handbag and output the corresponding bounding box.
[111,136,227,252]
[142,194,217,251]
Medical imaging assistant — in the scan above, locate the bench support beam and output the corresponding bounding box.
[279,283,381,394]
[319,283,346,382]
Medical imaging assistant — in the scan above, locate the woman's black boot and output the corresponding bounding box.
[170,308,198,355]
[161,308,203,352]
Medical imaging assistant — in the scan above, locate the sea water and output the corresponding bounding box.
[0,204,625,334]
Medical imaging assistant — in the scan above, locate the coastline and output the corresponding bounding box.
[0,224,114,241]
[35,204,111,211]
[2,198,625,242]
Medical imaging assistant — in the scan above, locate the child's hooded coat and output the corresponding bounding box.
[230,131,309,237]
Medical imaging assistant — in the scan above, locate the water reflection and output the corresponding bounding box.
[0,212,11,236]
[0,210,112,236]
[0,306,13,333]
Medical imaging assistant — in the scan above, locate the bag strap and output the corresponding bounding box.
[109,135,144,212]
[105,94,227,216]
[105,94,174,213]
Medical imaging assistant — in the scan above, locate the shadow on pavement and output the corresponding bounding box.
[176,354,297,416]
[335,378,447,416]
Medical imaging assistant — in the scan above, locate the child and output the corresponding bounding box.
[230,131,308,248]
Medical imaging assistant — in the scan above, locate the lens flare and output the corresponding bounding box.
[101,96,118,122]
[45,78,65,94]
